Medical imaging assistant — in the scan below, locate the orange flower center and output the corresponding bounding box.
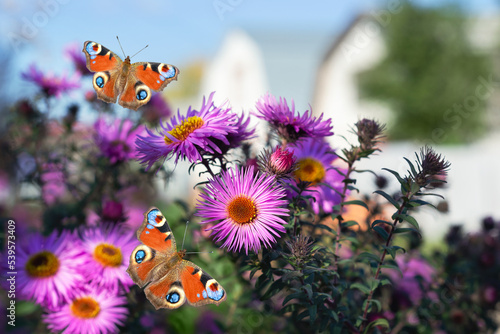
[227,195,257,224]
[70,296,100,319]
[93,243,123,267]
[164,116,204,144]
[25,251,60,278]
[294,158,325,185]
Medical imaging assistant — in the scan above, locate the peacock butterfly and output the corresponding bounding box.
[82,41,179,111]
[127,207,226,309]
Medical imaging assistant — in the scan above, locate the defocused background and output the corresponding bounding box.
[1,0,500,238]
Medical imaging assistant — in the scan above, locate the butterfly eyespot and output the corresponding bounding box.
[136,90,148,101]
[95,76,104,88]
[166,292,180,304]
[135,250,146,264]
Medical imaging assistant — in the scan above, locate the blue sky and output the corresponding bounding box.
[0,0,498,106]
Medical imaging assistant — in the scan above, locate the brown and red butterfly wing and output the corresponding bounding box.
[82,41,123,103]
[127,207,177,287]
[133,62,179,91]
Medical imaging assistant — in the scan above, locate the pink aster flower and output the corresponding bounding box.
[22,64,80,98]
[41,162,66,205]
[258,145,296,180]
[16,230,86,310]
[79,225,138,293]
[135,92,238,169]
[43,286,128,334]
[196,166,290,254]
[289,138,344,214]
[94,118,144,164]
[254,94,333,143]
[64,42,89,76]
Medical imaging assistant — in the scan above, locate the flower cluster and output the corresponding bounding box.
[15,226,136,333]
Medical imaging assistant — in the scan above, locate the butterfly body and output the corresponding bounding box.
[82,41,179,110]
[127,208,226,310]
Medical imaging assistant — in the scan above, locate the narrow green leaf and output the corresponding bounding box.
[364,318,390,334]
[282,292,305,306]
[261,279,284,300]
[403,157,418,177]
[373,225,389,241]
[371,219,393,228]
[374,190,400,209]
[303,284,313,300]
[357,252,381,263]
[394,213,419,229]
[381,167,405,185]
[350,282,371,294]
[341,220,359,228]
[308,305,317,324]
[342,200,369,210]
[381,264,402,277]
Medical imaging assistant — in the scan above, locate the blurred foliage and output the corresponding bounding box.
[358,3,491,144]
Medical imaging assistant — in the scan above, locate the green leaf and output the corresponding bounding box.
[308,305,317,324]
[393,227,421,237]
[303,284,313,300]
[350,282,372,294]
[364,318,390,333]
[374,190,400,209]
[357,252,381,264]
[373,225,389,241]
[381,168,405,185]
[383,245,406,258]
[341,220,359,228]
[341,200,369,210]
[394,213,419,229]
[282,292,305,306]
[371,219,393,228]
[381,264,402,277]
[403,157,418,177]
[261,279,284,300]
[408,199,431,207]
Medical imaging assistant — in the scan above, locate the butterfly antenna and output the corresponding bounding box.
[185,251,214,255]
[116,36,126,58]
[131,44,149,59]
[181,221,189,250]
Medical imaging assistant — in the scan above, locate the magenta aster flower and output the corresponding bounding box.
[64,42,89,76]
[22,64,80,98]
[254,93,333,143]
[197,166,290,254]
[79,225,138,293]
[135,92,238,169]
[16,231,86,310]
[94,118,144,164]
[41,162,66,205]
[43,286,128,334]
[289,138,344,214]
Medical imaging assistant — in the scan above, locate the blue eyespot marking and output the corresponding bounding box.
[147,209,161,226]
[137,89,147,101]
[95,76,104,88]
[157,80,160,84]
[86,43,97,55]
[147,224,154,229]
[92,60,96,64]
[207,287,224,301]
[197,293,200,298]
[166,292,180,304]
[135,250,146,264]
[202,290,207,299]
[164,67,176,79]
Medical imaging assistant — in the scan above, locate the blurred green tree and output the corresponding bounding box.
[358,3,491,144]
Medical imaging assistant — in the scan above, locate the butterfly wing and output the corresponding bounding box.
[127,207,177,287]
[117,62,179,111]
[82,41,123,103]
[142,259,226,310]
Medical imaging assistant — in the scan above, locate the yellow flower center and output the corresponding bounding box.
[25,251,60,278]
[294,158,326,185]
[70,297,100,319]
[164,116,204,144]
[227,195,257,224]
[93,243,123,267]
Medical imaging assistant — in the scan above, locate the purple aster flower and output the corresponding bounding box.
[16,230,86,310]
[94,118,145,164]
[135,92,238,169]
[64,42,89,76]
[389,255,436,304]
[43,285,128,334]
[79,224,138,293]
[196,166,290,254]
[254,93,333,143]
[41,162,66,205]
[289,138,344,214]
[22,64,80,98]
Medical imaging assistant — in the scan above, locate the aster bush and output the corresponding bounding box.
[1,43,499,334]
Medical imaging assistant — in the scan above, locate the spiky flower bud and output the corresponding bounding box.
[355,118,385,151]
[258,146,296,180]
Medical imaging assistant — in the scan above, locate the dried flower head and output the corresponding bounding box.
[258,146,296,180]
[355,118,385,152]
[414,146,451,187]
[284,234,314,269]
